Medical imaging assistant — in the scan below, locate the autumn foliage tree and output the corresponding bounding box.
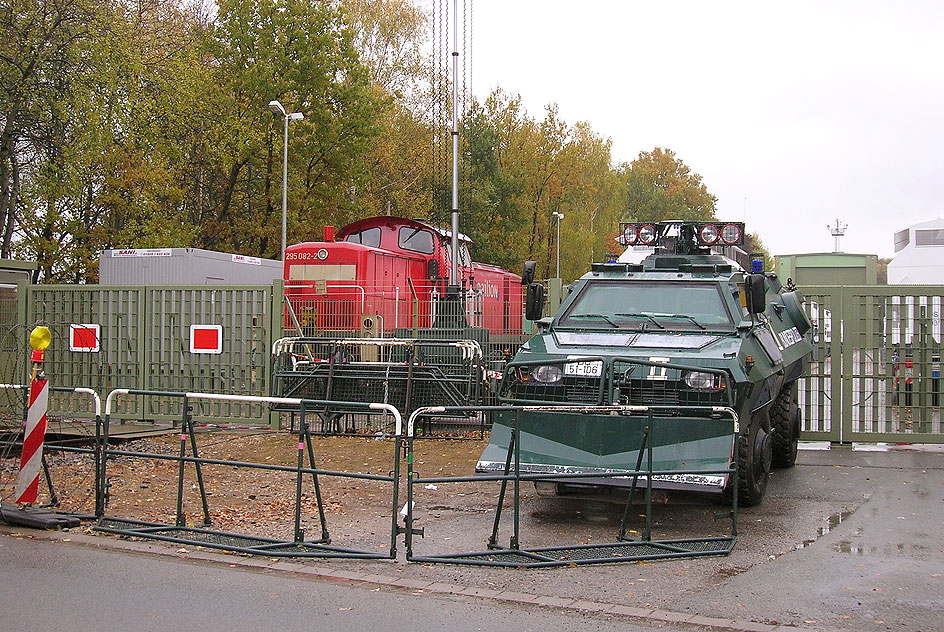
[2,0,724,285]
[621,147,717,223]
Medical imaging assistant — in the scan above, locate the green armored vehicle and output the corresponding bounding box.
[477,220,813,505]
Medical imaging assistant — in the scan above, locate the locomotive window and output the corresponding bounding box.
[398,227,435,254]
[345,227,381,248]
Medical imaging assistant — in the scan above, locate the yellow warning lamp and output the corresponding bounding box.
[29,326,51,365]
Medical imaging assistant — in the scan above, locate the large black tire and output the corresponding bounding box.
[771,381,800,468]
[733,418,771,506]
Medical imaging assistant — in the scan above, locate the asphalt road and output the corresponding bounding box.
[0,534,668,632]
[1,446,942,632]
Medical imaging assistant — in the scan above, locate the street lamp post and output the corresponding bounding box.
[552,211,564,278]
[268,100,304,260]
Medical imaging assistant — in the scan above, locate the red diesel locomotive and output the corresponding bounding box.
[283,216,523,336]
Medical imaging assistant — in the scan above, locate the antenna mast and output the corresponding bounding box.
[449,0,459,286]
[828,219,848,252]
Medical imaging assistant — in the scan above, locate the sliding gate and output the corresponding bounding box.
[800,284,943,443]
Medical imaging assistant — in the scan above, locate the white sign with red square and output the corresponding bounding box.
[190,325,223,354]
[69,324,100,352]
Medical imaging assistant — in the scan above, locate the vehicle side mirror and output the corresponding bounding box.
[521,261,536,286]
[745,273,767,314]
[525,283,545,321]
[427,258,440,280]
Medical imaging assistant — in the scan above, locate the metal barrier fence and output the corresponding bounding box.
[271,337,490,436]
[93,390,403,559]
[1,386,742,567]
[0,384,101,517]
[800,285,943,443]
[403,405,739,568]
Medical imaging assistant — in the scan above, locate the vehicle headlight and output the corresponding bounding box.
[684,371,723,390]
[530,364,564,384]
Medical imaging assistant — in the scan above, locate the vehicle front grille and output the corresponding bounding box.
[500,360,729,407]
[505,375,603,404]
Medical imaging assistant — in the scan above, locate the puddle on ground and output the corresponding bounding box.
[798,509,855,550]
[835,540,865,554]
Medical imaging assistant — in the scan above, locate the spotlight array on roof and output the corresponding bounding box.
[619,221,745,247]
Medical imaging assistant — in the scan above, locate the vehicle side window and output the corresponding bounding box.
[398,227,434,254]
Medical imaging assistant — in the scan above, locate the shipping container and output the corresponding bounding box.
[99,248,282,286]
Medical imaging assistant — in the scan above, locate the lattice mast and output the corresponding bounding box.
[431,0,471,288]
[828,219,848,252]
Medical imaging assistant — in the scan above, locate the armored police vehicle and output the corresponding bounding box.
[477,220,813,505]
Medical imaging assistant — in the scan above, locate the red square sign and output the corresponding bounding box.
[190,325,223,354]
[69,324,100,352]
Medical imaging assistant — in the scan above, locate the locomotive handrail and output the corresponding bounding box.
[284,280,367,315]
[272,336,484,362]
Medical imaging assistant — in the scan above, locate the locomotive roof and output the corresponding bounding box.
[338,216,472,243]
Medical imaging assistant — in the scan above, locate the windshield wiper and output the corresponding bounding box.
[614,313,665,329]
[567,313,620,328]
[648,313,708,330]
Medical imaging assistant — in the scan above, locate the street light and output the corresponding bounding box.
[268,100,304,260]
[552,211,564,278]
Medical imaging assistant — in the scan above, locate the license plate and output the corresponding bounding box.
[564,360,603,377]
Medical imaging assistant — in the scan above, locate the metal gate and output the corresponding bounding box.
[19,284,281,426]
[800,284,943,443]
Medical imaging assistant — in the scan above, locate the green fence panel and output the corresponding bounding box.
[797,287,839,441]
[17,279,938,443]
[0,280,28,418]
[20,283,279,426]
[22,285,145,419]
[143,286,273,423]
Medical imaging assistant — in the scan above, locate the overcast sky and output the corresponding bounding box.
[464,0,944,258]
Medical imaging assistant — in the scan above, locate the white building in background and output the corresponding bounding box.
[888,217,944,285]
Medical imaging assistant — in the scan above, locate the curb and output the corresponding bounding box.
[0,524,820,632]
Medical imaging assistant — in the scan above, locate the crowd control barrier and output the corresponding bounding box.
[403,404,740,568]
[93,389,403,559]
[1,383,101,518]
[3,386,742,567]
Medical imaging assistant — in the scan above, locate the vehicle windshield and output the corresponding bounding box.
[558,281,734,330]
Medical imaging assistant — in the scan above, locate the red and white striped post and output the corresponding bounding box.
[15,326,51,506]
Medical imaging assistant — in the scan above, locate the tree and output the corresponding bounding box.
[0,0,120,281]
[622,147,717,222]
[198,0,380,256]
[461,92,528,272]
[341,0,432,219]
[460,91,620,282]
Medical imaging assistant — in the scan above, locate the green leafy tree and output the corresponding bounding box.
[461,92,528,272]
[199,0,379,256]
[460,91,620,282]
[0,0,117,281]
